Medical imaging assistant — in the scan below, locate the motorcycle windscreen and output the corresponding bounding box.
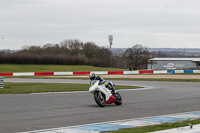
[89,80,99,93]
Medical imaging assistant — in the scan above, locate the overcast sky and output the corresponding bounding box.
[0,0,200,49]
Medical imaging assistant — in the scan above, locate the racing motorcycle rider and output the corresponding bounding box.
[89,73,116,96]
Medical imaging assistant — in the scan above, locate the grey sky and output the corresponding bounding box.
[0,0,200,49]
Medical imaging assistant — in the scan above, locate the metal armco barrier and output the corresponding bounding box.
[0,77,4,88]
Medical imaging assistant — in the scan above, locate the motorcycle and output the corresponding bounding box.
[89,80,122,107]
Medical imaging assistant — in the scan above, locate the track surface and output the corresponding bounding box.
[1,78,200,133]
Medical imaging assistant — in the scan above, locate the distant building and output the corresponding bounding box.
[148,58,200,70]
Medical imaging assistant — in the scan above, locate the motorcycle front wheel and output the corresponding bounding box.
[94,91,105,107]
[114,92,122,105]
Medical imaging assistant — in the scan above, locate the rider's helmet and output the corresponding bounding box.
[89,73,96,80]
[105,82,110,88]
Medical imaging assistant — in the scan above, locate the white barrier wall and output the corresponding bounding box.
[153,70,168,74]
[1,69,200,77]
[54,72,73,75]
[13,72,34,76]
[123,71,139,74]
[90,71,108,75]
[175,70,184,73]
[193,70,200,73]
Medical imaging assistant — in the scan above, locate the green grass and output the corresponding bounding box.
[13,76,200,82]
[107,119,200,133]
[104,78,200,82]
[173,73,200,75]
[0,64,126,73]
[0,83,142,94]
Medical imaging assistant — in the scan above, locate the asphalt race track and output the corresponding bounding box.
[1,78,200,133]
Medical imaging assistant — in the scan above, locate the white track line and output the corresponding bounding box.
[20,111,200,133]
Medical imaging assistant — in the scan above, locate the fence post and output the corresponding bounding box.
[0,77,4,88]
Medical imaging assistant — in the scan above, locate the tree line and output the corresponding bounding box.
[0,39,164,69]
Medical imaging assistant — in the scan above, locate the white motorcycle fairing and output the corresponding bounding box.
[89,80,115,104]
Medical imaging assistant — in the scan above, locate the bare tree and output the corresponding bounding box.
[60,39,83,56]
[4,39,117,67]
[83,42,98,59]
[123,44,150,70]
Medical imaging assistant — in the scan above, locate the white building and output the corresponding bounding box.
[148,58,200,70]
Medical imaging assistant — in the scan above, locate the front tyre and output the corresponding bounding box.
[94,91,105,107]
[114,92,122,105]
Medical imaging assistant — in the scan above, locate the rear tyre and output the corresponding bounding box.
[114,92,122,105]
[94,91,105,107]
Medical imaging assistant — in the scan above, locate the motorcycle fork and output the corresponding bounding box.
[99,91,104,99]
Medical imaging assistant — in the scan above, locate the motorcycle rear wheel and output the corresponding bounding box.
[94,91,106,107]
[114,92,122,105]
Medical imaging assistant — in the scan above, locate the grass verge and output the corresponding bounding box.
[104,78,200,82]
[8,76,200,82]
[0,83,142,94]
[107,119,200,133]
